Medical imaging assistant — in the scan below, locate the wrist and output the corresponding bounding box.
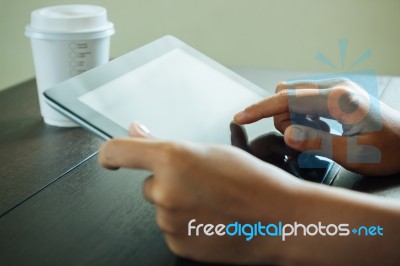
[254,167,307,264]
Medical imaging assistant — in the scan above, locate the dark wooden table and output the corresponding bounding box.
[1,74,399,265]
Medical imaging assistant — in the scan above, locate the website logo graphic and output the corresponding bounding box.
[287,39,382,168]
[188,219,384,242]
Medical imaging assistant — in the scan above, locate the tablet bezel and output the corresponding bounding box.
[44,35,269,140]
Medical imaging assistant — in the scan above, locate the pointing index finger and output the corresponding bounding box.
[234,87,330,125]
[234,89,291,124]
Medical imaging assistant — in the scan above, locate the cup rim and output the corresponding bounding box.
[25,24,115,40]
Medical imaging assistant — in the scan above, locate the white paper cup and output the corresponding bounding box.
[25,5,115,127]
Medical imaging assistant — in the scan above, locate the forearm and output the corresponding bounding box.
[286,182,400,265]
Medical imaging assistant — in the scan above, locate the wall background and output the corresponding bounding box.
[0,0,399,91]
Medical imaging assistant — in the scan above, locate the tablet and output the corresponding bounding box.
[44,35,274,143]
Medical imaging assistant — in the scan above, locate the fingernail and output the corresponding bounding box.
[289,126,305,144]
[137,123,150,135]
[130,123,150,136]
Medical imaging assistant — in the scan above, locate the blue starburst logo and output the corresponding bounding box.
[315,39,373,71]
[287,39,382,168]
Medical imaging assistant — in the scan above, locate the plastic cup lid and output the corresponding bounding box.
[25,5,115,40]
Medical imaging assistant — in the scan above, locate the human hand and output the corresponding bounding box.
[99,123,301,264]
[234,78,400,176]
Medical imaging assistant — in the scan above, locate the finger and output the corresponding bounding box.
[234,88,330,125]
[283,125,348,165]
[274,112,291,133]
[143,175,194,210]
[128,122,154,138]
[99,138,162,170]
[155,207,193,236]
[143,175,156,204]
[230,122,251,153]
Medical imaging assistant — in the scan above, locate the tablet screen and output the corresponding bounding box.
[78,48,265,143]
